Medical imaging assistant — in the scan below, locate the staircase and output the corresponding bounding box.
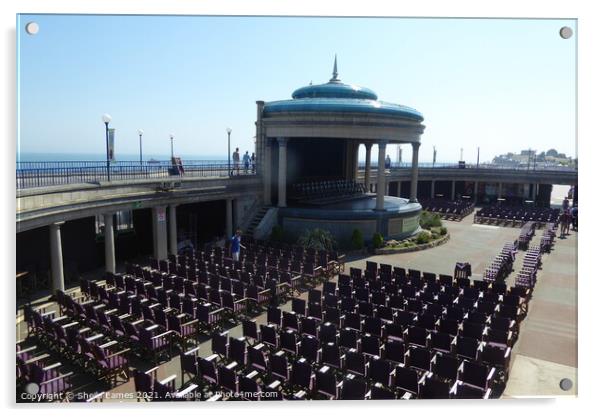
[244,205,271,237]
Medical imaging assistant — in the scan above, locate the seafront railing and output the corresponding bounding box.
[358,161,577,171]
[16,160,256,189]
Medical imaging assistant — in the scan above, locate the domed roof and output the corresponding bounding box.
[263,57,423,122]
[292,81,378,100]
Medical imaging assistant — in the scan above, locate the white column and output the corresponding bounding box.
[49,222,65,292]
[226,198,233,238]
[263,138,272,205]
[410,142,420,202]
[169,204,178,256]
[474,181,479,202]
[364,143,372,191]
[277,137,288,208]
[451,181,456,200]
[152,206,168,261]
[376,141,387,210]
[498,182,503,199]
[103,213,116,273]
[430,180,436,199]
[397,181,403,197]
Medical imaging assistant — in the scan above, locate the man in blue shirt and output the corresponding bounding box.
[230,229,245,262]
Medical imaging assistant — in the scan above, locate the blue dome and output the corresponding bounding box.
[292,81,378,100]
[264,58,423,122]
[264,98,423,121]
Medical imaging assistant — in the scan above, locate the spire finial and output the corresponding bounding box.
[330,54,340,82]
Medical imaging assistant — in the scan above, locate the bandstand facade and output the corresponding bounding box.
[254,59,426,242]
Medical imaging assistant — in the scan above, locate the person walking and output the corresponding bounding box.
[251,152,256,173]
[571,204,578,231]
[243,151,251,174]
[230,229,246,262]
[233,147,240,175]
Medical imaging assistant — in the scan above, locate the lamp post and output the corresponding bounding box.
[137,129,144,165]
[169,133,174,160]
[226,128,232,176]
[102,113,112,181]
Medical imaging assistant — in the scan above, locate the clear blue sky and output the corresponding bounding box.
[17,15,576,163]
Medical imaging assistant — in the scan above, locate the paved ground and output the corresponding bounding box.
[17,211,578,400]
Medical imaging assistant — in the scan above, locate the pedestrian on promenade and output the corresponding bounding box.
[385,154,391,169]
[243,151,251,173]
[571,204,578,231]
[233,147,240,175]
[251,152,256,173]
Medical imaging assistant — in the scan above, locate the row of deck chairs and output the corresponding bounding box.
[475,205,560,228]
[518,222,536,250]
[515,245,542,289]
[483,242,517,284]
[539,223,557,253]
[290,179,367,205]
[421,199,475,221]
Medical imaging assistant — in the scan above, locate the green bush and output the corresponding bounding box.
[420,211,442,229]
[440,227,448,236]
[351,229,364,250]
[270,225,284,242]
[415,231,431,245]
[372,233,384,249]
[298,228,337,251]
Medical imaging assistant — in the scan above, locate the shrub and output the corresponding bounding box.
[270,225,284,242]
[372,233,384,249]
[415,231,431,245]
[298,228,337,251]
[440,227,448,236]
[420,211,442,229]
[351,229,364,250]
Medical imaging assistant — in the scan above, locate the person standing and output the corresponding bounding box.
[571,204,578,231]
[251,152,256,173]
[385,154,391,169]
[233,147,240,175]
[230,229,245,262]
[243,151,251,174]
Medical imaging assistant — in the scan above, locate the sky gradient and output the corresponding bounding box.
[17,15,576,163]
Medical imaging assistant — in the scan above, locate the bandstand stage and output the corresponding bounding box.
[254,57,426,243]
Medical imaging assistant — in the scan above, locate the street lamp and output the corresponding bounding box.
[226,128,232,176]
[137,129,144,165]
[169,133,174,160]
[102,113,112,181]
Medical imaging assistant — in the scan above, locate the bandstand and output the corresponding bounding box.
[254,58,426,243]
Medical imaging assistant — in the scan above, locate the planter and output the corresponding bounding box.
[374,233,451,255]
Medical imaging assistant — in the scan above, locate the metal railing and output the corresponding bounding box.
[16,160,257,189]
[358,161,577,172]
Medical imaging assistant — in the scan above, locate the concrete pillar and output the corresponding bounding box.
[497,182,503,199]
[376,141,387,210]
[263,139,272,205]
[103,213,116,273]
[226,198,233,238]
[430,180,436,199]
[474,181,479,202]
[49,222,65,293]
[398,181,403,197]
[364,143,373,191]
[152,206,168,261]
[451,181,456,200]
[169,204,178,256]
[277,137,288,208]
[410,142,420,202]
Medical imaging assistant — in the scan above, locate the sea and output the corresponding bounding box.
[17,152,227,162]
